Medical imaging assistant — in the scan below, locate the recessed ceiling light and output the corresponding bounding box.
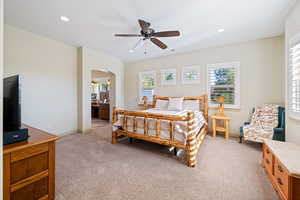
[60,16,70,22]
[218,29,225,33]
[129,49,134,53]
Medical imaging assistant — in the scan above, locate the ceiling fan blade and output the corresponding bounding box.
[150,38,167,49]
[114,34,142,37]
[153,31,180,37]
[138,19,151,32]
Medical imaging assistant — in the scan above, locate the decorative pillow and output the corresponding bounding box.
[168,97,184,111]
[183,100,200,111]
[155,99,169,110]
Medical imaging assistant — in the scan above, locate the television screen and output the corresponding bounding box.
[3,75,21,132]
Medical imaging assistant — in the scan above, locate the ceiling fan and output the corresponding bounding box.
[114,19,180,51]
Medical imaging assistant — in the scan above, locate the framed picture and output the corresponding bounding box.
[182,66,201,84]
[160,69,176,85]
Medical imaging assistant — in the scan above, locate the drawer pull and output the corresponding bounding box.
[277,178,283,186]
[266,149,270,154]
[266,158,270,164]
[278,165,283,173]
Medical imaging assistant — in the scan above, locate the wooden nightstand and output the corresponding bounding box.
[211,115,231,140]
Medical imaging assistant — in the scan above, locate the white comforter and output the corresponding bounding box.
[113,109,206,144]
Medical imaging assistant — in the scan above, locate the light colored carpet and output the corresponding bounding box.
[55,122,279,200]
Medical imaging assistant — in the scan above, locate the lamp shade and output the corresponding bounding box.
[216,96,225,104]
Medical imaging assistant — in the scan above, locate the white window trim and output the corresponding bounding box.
[288,31,300,120]
[207,62,240,109]
[138,71,156,104]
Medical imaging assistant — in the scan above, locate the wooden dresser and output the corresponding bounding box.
[99,103,110,120]
[3,126,59,200]
[262,139,300,200]
[91,103,110,120]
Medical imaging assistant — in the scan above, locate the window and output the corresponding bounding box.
[289,33,300,120]
[207,62,240,108]
[139,71,156,103]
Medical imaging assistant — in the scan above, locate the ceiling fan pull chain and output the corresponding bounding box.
[144,42,147,55]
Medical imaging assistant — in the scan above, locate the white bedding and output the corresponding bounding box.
[113,109,206,144]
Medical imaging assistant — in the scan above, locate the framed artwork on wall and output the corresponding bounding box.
[160,69,176,85]
[181,66,200,84]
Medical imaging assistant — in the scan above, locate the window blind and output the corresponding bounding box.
[139,72,155,102]
[289,42,300,114]
[208,67,236,105]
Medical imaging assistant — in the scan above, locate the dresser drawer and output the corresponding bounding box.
[274,158,289,198]
[11,176,48,200]
[264,145,273,175]
[11,152,49,184]
[11,143,49,163]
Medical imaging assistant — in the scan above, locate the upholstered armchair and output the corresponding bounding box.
[239,107,285,143]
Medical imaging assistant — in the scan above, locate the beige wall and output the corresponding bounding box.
[78,47,124,133]
[0,0,3,198]
[3,25,125,135]
[4,25,78,135]
[285,1,300,145]
[125,37,284,136]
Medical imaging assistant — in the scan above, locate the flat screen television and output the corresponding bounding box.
[3,75,21,132]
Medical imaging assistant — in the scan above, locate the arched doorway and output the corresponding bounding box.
[90,70,116,127]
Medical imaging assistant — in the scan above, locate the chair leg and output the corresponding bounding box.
[129,137,133,144]
[239,136,243,143]
[174,147,177,156]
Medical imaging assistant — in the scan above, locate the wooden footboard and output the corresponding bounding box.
[112,94,208,168]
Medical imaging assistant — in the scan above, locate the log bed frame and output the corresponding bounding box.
[111,95,208,168]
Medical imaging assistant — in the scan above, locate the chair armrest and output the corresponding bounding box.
[274,127,284,134]
[244,122,250,126]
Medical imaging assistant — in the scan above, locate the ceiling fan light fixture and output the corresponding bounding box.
[60,16,70,22]
[115,19,180,52]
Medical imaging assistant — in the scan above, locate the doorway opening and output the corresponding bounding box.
[90,70,116,128]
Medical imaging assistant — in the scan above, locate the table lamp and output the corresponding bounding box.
[216,96,225,115]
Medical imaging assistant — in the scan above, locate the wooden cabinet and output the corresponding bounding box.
[91,103,110,120]
[263,144,274,177]
[99,103,110,120]
[262,141,300,200]
[3,127,59,200]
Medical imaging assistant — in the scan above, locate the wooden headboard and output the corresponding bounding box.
[142,95,208,121]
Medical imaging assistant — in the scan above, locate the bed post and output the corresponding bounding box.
[153,95,157,108]
[112,106,117,123]
[204,94,208,122]
[186,112,197,168]
[112,106,117,144]
[112,132,117,144]
[142,96,148,110]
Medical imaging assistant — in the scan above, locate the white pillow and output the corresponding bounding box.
[168,97,184,111]
[155,99,169,110]
[183,100,200,111]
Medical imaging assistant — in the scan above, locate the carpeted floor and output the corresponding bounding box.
[55,121,279,200]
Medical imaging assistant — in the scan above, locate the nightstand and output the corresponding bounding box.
[211,115,231,140]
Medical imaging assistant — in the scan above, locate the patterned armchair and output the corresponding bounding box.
[239,107,285,143]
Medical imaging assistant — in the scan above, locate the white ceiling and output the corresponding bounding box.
[4,0,296,62]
